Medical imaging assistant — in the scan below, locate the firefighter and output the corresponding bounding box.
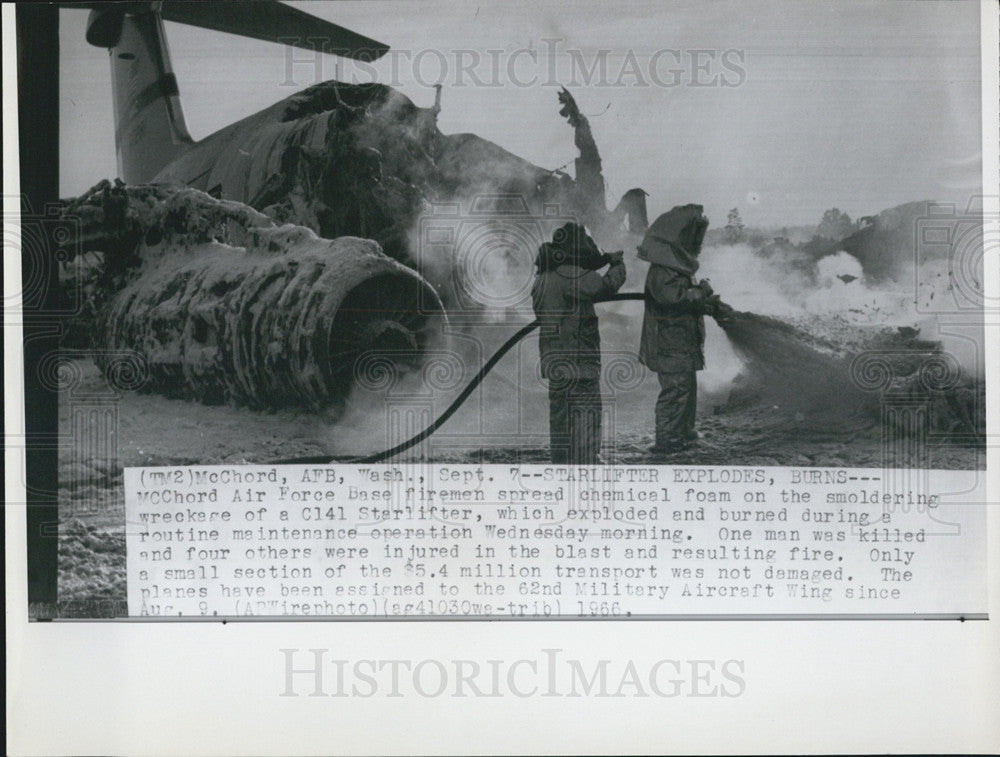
[532,222,626,464]
[638,204,724,453]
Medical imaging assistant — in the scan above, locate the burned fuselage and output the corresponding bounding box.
[152,81,642,264]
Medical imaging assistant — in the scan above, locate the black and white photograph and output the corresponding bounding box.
[6,0,999,753]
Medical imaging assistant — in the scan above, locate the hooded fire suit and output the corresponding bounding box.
[637,205,715,450]
[532,230,626,464]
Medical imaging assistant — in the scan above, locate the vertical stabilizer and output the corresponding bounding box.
[77,0,390,183]
[101,6,193,182]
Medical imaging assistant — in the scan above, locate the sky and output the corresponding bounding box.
[58,0,984,227]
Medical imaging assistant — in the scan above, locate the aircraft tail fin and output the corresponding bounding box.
[97,7,194,183]
[75,1,390,184]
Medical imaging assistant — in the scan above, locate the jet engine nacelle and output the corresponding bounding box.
[69,183,446,410]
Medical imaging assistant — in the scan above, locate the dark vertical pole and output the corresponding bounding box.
[17,3,60,615]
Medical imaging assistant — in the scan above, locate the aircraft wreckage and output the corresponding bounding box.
[64,78,648,410]
[60,2,650,411]
[56,3,983,454]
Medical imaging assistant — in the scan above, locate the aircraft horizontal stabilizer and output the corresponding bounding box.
[60,0,389,60]
[159,0,390,60]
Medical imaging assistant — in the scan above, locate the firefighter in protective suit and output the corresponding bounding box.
[638,204,726,453]
[532,223,626,464]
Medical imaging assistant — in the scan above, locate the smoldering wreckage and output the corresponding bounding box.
[55,4,983,469]
[60,79,983,462]
[62,82,635,414]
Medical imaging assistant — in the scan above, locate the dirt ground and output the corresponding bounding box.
[56,355,983,617]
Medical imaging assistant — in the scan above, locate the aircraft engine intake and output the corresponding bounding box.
[68,183,446,409]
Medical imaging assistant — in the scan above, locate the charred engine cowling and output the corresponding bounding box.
[66,182,446,408]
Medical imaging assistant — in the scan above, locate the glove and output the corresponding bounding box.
[604,250,625,266]
[712,300,736,322]
[696,278,714,297]
[704,293,722,316]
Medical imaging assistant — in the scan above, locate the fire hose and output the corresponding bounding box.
[273,291,731,465]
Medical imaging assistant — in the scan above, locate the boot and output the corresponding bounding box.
[649,436,691,454]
